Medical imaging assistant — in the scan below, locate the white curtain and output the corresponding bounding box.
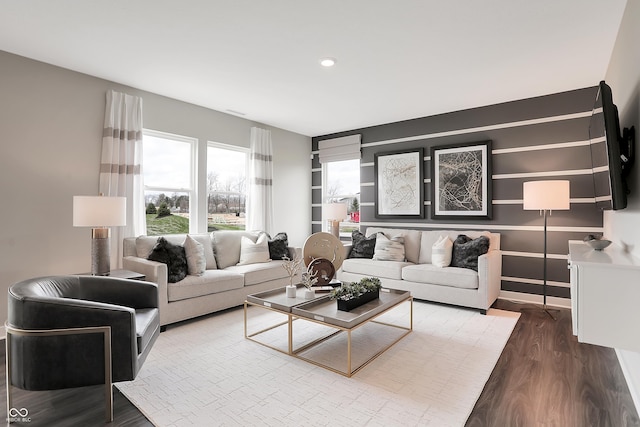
[246,127,274,233]
[99,90,145,268]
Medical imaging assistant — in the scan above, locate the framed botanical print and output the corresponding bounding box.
[431,141,492,219]
[375,148,424,218]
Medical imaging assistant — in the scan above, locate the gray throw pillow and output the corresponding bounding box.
[450,235,490,271]
[349,231,376,259]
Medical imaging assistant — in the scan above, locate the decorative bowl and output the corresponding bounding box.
[585,239,612,251]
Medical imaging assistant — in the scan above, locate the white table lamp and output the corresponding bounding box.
[323,203,348,239]
[73,195,126,275]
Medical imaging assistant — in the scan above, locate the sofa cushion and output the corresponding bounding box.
[373,233,406,261]
[451,235,490,271]
[148,237,188,283]
[348,230,376,259]
[211,230,261,269]
[225,260,290,286]
[341,258,412,280]
[418,231,446,264]
[268,232,290,260]
[184,235,206,276]
[167,270,244,302]
[431,235,453,267]
[366,227,421,263]
[238,234,271,265]
[401,264,479,289]
[136,234,216,269]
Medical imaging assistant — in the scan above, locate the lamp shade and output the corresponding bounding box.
[523,181,570,210]
[323,203,348,220]
[73,196,127,227]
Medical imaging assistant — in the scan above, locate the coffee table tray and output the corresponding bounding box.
[292,288,410,329]
[246,284,312,312]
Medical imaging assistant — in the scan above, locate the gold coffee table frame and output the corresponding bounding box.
[244,288,412,377]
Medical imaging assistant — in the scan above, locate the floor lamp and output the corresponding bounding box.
[523,180,570,319]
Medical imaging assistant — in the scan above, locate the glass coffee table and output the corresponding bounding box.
[244,285,412,377]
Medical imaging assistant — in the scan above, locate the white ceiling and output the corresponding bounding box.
[0,1,628,137]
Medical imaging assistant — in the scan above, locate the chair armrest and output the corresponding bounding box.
[123,256,169,324]
[8,296,139,385]
[78,276,158,309]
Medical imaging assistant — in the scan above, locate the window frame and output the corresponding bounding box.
[206,141,250,230]
[322,158,361,237]
[142,129,198,234]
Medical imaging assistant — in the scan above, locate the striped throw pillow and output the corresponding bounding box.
[373,233,406,262]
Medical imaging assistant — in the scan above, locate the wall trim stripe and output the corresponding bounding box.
[493,168,593,179]
[361,111,592,148]
[502,251,569,260]
[499,291,571,308]
[492,139,590,155]
[493,197,596,205]
[359,221,603,233]
[502,276,570,288]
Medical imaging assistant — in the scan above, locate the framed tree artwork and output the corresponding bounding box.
[431,141,492,219]
[375,148,424,219]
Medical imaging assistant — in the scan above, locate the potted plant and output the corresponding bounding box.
[330,277,382,311]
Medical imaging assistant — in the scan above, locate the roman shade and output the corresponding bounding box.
[318,134,361,163]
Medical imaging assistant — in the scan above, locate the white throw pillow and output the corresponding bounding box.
[431,235,453,268]
[238,233,271,265]
[184,235,206,276]
[373,233,406,262]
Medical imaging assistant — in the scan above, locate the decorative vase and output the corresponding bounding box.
[286,285,297,298]
[304,289,316,299]
[337,290,380,312]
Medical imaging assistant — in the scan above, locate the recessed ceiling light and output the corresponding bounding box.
[320,57,336,67]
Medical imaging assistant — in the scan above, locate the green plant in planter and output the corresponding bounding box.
[330,277,381,301]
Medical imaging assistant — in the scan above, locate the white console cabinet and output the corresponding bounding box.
[568,240,640,352]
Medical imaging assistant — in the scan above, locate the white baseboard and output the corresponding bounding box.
[616,349,640,417]
[498,290,571,309]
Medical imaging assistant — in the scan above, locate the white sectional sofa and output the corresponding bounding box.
[123,231,301,328]
[338,227,502,314]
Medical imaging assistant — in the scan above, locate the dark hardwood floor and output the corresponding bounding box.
[467,300,640,427]
[1,300,638,426]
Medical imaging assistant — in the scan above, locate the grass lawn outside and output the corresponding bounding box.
[146,214,244,235]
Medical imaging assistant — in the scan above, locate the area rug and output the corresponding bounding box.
[116,301,520,426]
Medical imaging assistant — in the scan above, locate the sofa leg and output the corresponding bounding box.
[160,325,167,332]
[480,309,487,315]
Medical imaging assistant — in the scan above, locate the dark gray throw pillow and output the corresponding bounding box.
[451,235,490,271]
[349,230,376,259]
[148,237,188,283]
[268,232,290,260]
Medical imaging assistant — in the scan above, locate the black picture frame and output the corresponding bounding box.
[431,141,492,219]
[374,148,424,219]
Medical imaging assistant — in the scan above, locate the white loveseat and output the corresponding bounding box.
[123,231,301,327]
[338,227,502,314]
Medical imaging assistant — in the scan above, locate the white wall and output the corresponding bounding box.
[0,50,311,326]
[604,0,640,413]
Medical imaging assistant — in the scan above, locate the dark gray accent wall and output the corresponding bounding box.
[312,87,602,305]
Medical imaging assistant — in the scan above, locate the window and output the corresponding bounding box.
[142,130,196,235]
[207,142,249,231]
[324,159,360,237]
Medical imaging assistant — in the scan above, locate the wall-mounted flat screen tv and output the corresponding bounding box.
[589,81,634,210]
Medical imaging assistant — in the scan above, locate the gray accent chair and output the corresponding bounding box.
[6,275,160,422]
